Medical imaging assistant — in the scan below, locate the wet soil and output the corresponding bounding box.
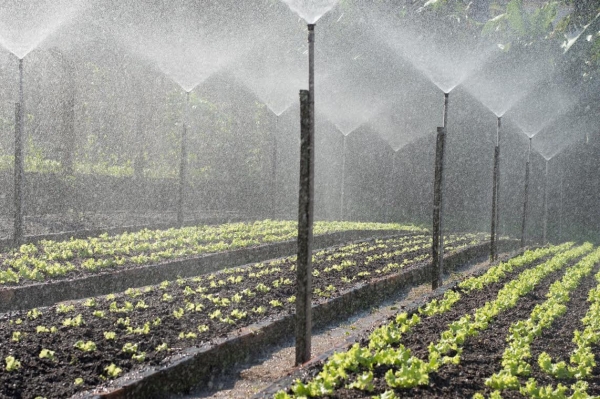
[288,252,600,398]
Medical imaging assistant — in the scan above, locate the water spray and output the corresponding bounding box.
[520,137,532,247]
[490,116,501,261]
[177,91,190,227]
[13,57,25,247]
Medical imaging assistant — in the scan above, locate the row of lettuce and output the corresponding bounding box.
[275,242,600,399]
[0,220,425,285]
[1,231,470,397]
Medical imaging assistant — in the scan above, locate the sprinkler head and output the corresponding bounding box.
[307,24,315,31]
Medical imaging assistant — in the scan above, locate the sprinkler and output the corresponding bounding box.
[13,57,24,247]
[521,137,532,247]
[490,116,501,260]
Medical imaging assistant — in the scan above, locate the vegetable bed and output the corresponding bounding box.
[0,220,422,287]
[0,221,423,312]
[270,242,600,399]
[0,232,481,399]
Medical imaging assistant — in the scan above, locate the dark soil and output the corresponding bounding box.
[292,251,600,398]
[0,234,477,399]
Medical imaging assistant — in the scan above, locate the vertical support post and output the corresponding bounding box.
[559,168,564,242]
[308,24,315,159]
[177,91,190,226]
[13,58,25,247]
[271,116,278,218]
[490,116,501,261]
[295,23,315,366]
[543,160,549,244]
[14,103,23,247]
[495,117,502,251]
[134,94,146,180]
[436,92,449,285]
[296,89,313,366]
[340,134,346,221]
[385,152,396,222]
[521,138,532,247]
[432,126,446,289]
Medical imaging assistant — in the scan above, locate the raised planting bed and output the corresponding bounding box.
[0,220,423,312]
[0,233,499,399]
[0,211,247,249]
[262,242,600,399]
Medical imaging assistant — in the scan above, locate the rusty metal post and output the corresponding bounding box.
[521,138,532,247]
[295,89,313,365]
[177,91,190,226]
[432,126,446,289]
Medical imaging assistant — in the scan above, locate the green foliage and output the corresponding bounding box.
[482,0,559,46]
[5,356,21,372]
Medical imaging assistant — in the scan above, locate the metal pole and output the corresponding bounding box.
[295,23,315,366]
[437,92,449,283]
[543,159,549,244]
[177,91,190,226]
[495,117,501,251]
[296,89,313,366]
[13,58,24,247]
[520,138,532,247]
[490,116,501,261]
[308,24,315,161]
[432,126,446,289]
[340,134,346,221]
[385,152,396,222]
[271,116,278,218]
[559,168,564,242]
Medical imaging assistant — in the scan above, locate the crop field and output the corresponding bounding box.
[274,242,600,399]
[0,220,422,286]
[0,231,480,398]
